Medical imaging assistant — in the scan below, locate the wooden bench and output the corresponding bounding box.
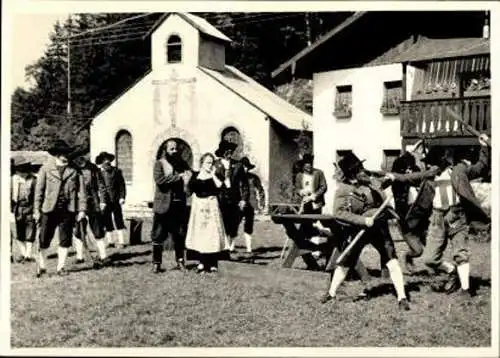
[271,212,389,280]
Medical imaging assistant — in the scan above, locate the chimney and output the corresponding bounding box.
[483,11,490,39]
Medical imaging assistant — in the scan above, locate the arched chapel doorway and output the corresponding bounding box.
[156,137,194,167]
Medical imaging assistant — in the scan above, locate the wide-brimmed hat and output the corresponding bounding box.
[215,140,237,157]
[240,156,255,169]
[48,139,73,157]
[96,151,115,165]
[391,152,417,173]
[337,152,365,177]
[422,146,447,167]
[13,156,32,171]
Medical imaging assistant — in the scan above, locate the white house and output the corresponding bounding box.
[90,13,311,211]
[272,11,490,213]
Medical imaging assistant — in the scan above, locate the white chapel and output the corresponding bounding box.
[90,12,312,211]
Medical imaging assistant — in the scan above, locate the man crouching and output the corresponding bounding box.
[321,152,410,311]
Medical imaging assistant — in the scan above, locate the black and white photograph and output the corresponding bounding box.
[2,1,499,355]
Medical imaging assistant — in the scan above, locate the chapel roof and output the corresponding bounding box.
[199,65,312,131]
[144,12,232,43]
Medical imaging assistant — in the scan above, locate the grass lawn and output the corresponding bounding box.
[10,218,492,347]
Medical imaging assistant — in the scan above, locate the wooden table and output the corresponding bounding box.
[271,213,353,272]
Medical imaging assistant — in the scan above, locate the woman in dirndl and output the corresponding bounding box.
[185,153,229,273]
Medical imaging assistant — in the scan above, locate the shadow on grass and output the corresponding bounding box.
[107,249,152,262]
[252,246,284,254]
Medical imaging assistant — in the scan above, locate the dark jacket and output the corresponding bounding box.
[152,158,190,214]
[100,166,126,204]
[214,158,250,204]
[332,182,385,227]
[80,163,106,213]
[295,168,327,209]
[11,173,37,218]
[393,146,490,229]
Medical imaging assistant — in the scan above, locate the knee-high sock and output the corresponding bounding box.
[116,230,125,245]
[457,263,470,290]
[74,237,84,260]
[57,247,69,271]
[95,239,107,260]
[25,242,33,258]
[38,249,47,269]
[244,233,252,253]
[386,259,407,301]
[105,231,114,246]
[16,240,26,257]
[328,265,349,297]
[229,236,237,251]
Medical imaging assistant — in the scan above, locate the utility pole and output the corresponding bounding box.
[67,14,72,120]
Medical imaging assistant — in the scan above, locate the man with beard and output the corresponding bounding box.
[213,140,249,253]
[71,151,110,267]
[151,139,192,273]
[96,151,127,249]
[321,152,410,310]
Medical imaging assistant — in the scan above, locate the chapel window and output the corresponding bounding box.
[166,34,182,64]
[115,130,133,183]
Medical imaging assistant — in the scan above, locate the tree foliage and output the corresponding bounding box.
[11,12,352,151]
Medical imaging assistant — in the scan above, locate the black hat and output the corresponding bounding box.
[453,146,476,164]
[337,152,365,177]
[215,140,237,157]
[241,156,255,170]
[422,146,447,167]
[13,156,32,171]
[392,152,417,174]
[96,151,115,164]
[47,139,73,157]
[302,153,314,164]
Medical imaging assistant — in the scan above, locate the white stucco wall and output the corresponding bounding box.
[91,66,271,207]
[151,14,200,71]
[313,63,403,214]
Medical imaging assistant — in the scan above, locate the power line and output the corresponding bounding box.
[62,13,156,40]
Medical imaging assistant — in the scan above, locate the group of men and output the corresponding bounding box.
[150,138,264,273]
[293,134,491,311]
[10,140,127,276]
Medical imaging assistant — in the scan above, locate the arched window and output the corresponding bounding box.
[166,34,182,64]
[115,130,133,183]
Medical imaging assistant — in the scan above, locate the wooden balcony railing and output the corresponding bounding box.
[401,96,490,138]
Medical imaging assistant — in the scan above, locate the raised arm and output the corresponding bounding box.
[153,160,182,187]
[465,145,490,180]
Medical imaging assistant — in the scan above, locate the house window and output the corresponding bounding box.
[381,81,402,115]
[115,130,133,183]
[382,149,401,172]
[334,85,352,119]
[166,34,182,63]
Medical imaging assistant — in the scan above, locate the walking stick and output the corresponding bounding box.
[445,107,491,147]
[336,194,394,266]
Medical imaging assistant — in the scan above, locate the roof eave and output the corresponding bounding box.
[271,11,367,79]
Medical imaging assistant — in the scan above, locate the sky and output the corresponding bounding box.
[11,13,69,93]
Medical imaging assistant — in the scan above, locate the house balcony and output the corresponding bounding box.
[400,96,490,144]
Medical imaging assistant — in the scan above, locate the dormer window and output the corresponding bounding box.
[166,34,182,63]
